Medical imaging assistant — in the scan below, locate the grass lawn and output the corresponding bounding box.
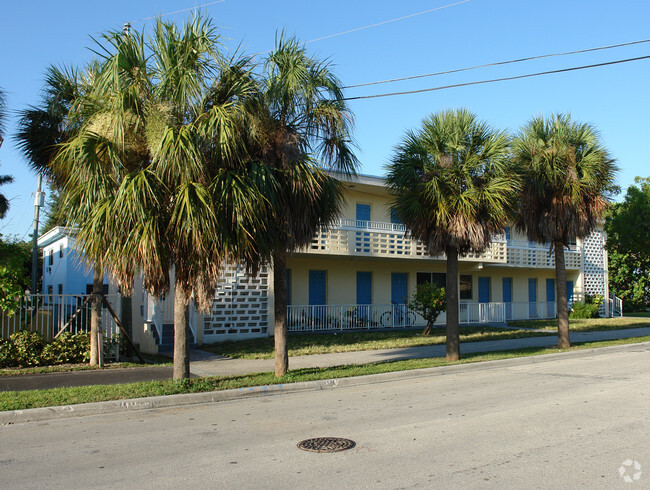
[2,335,649,412]
[508,316,650,332]
[200,326,555,359]
[0,354,172,376]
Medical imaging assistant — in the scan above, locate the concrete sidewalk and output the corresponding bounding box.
[189,327,650,377]
[2,327,649,392]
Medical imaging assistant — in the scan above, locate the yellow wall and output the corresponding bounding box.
[340,186,394,222]
[286,255,580,305]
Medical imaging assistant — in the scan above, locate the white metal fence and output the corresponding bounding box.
[1,294,121,341]
[286,303,512,332]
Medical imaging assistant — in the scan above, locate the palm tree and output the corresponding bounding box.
[52,16,267,379]
[247,36,358,376]
[0,88,14,219]
[15,66,110,365]
[386,108,518,361]
[512,114,617,348]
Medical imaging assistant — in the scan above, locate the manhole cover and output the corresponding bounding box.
[297,437,356,453]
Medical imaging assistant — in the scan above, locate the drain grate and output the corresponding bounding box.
[297,437,356,453]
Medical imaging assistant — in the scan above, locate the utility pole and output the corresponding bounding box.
[31,174,44,294]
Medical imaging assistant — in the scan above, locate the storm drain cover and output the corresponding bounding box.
[297,437,356,453]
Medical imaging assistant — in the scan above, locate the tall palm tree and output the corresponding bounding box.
[52,16,267,379]
[512,114,617,348]
[15,66,110,365]
[386,108,518,361]
[247,36,358,377]
[0,88,14,219]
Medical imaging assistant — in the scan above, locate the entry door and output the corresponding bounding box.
[528,278,537,318]
[566,280,574,306]
[357,271,372,321]
[478,277,490,303]
[546,279,555,318]
[357,272,372,304]
[391,273,408,304]
[309,270,326,322]
[356,203,371,253]
[502,278,512,320]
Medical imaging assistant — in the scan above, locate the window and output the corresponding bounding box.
[48,249,54,266]
[460,275,472,300]
[417,272,446,288]
[47,285,53,294]
[59,244,64,258]
[58,284,63,294]
[86,283,109,294]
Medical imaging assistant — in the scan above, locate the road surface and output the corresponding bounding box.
[2,344,649,488]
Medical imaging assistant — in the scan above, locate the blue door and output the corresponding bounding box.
[528,278,537,318]
[478,277,490,303]
[309,270,326,321]
[309,270,326,305]
[357,272,372,304]
[566,280,574,306]
[391,273,408,304]
[502,278,512,320]
[546,279,555,318]
[357,271,372,322]
[356,203,371,253]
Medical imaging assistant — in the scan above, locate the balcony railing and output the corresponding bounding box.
[301,220,581,268]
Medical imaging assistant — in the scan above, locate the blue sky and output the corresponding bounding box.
[1,0,648,240]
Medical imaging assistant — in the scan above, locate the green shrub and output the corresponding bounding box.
[570,301,600,319]
[9,330,46,367]
[41,332,90,365]
[0,337,17,368]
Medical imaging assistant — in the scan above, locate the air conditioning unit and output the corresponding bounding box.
[47,266,52,274]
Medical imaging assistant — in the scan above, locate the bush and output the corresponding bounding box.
[409,282,446,334]
[0,330,91,368]
[41,332,90,365]
[569,302,599,319]
[0,338,16,368]
[569,294,604,319]
[10,330,46,367]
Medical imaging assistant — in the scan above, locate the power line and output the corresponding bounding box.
[252,0,472,56]
[343,55,650,101]
[304,0,472,44]
[345,38,650,89]
[129,0,228,24]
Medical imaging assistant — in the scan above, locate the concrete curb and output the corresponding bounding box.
[2,340,649,425]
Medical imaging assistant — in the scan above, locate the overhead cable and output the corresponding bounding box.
[343,55,650,101]
[344,38,650,89]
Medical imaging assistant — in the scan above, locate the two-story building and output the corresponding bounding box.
[40,173,619,354]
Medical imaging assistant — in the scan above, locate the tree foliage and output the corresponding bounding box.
[409,282,446,335]
[512,114,617,348]
[387,108,518,361]
[605,177,650,311]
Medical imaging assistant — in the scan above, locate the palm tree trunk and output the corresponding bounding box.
[89,269,103,367]
[173,287,191,380]
[446,246,460,361]
[273,249,289,377]
[555,242,571,348]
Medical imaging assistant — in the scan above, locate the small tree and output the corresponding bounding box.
[409,282,447,335]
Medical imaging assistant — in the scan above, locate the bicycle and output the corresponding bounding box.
[379,305,416,327]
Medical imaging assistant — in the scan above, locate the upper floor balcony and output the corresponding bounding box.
[300,219,582,269]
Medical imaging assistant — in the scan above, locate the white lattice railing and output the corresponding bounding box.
[305,220,508,263]
[506,245,582,269]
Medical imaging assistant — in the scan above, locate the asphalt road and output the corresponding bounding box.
[2,344,649,489]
